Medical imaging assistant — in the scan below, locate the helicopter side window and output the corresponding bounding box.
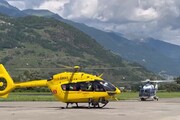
[93,81,105,92]
[61,83,79,91]
[144,89,149,93]
[79,82,93,91]
[62,84,66,90]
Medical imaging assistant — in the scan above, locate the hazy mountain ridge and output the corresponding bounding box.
[0,0,26,17]
[66,21,180,75]
[0,0,178,77]
[0,13,157,84]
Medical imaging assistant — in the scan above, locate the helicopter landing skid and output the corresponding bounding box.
[63,98,109,109]
[88,98,109,108]
[153,96,159,101]
[65,102,79,108]
[140,96,159,101]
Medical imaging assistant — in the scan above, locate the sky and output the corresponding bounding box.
[6,0,180,46]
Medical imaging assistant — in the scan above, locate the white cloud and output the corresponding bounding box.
[61,0,99,21]
[6,0,180,46]
[35,0,68,15]
[131,7,158,21]
[154,26,180,45]
[7,1,25,10]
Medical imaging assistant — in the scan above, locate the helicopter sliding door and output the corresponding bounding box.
[61,82,94,91]
[60,82,94,102]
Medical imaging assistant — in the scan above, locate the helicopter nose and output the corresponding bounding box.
[115,87,121,94]
[107,87,121,96]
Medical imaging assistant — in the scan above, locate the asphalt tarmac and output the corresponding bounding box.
[0,98,180,120]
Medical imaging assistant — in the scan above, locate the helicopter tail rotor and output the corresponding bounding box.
[0,64,15,98]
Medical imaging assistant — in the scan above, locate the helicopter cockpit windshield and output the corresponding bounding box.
[97,80,116,91]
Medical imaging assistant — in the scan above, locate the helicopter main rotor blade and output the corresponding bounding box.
[141,79,175,83]
[150,80,175,83]
[10,66,141,71]
[84,66,140,70]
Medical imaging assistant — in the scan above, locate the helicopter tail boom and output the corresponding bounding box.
[14,79,47,88]
[0,64,48,98]
[0,64,15,98]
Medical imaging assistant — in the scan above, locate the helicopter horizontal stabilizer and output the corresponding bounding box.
[0,64,15,98]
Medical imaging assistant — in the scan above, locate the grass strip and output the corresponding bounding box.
[0,92,180,101]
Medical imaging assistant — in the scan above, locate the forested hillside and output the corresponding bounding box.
[0,14,156,85]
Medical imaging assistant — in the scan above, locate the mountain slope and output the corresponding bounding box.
[62,20,180,75]
[0,0,26,17]
[23,9,62,19]
[0,14,156,84]
[22,9,180,75]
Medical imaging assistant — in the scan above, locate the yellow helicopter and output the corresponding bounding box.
[0,64,120,108]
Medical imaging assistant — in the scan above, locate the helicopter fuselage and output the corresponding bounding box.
[0,64,120,107]
[139,83,158,101]
[47,72,120,103]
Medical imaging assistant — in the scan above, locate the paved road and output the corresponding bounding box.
[0,98,180,120]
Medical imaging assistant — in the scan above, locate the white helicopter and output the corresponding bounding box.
[139,79,175,101]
